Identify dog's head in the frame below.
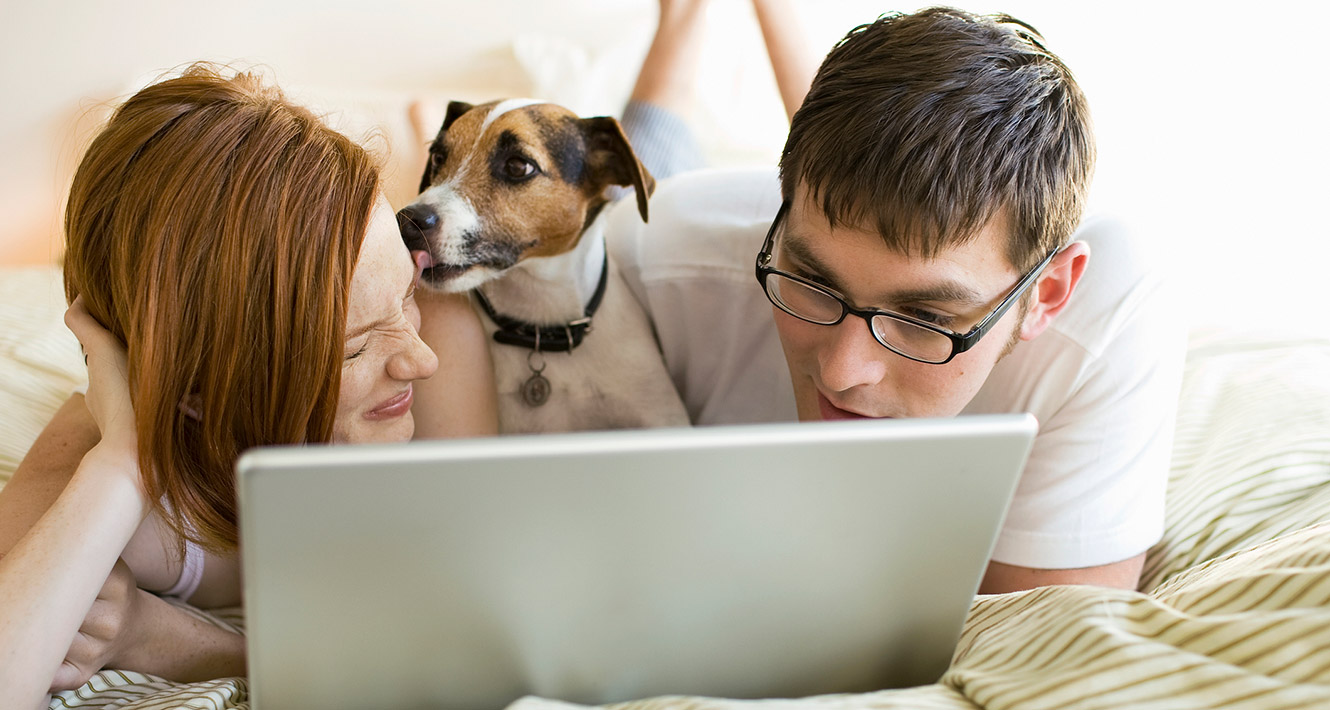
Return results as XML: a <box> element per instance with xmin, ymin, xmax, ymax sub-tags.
<box><xmin>397</xmin><ymin>99</ymin><xmax>654</xmax><ymax>293</ymax></box>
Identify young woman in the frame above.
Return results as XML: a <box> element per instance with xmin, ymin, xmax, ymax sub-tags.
<box><xmin>0</xmin><ymin>65</ymin><xmax>497</xmax><ymax>710</ymax></box>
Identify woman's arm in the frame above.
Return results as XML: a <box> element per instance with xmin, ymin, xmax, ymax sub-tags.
<box><xmin>0</xmin><ymin>439</ymin><xmax>147</xmax><ymax>709</ymax></box>
<box><xmin>411</xmin><ymin>290</ymin><xmax>498</xmax><ymax>439</ymax></box>
<box><xmin>0</xmin><ymin>301</ymin><xmax>244</xmax><ymax>708</ymax></box>
<box><xmin>0</xmin><ymin>396</ymin><xmax>102</xmax><ymax>556</ymax></box>
<box><xmin>0</xmin><ymin>300</ymin><xmax>150</xmax><ymax>708</ymax></box>
<box><xmin>55</xmin><ymin>559</ymin><xmax>245</xmax><ymax>688</ymax></box>
<box><xmin>0</xmin><ymin>395</ymin><xmax>241</xmax><ymax>602</ymax></box>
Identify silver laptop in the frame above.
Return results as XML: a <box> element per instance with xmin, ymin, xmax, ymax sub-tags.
<box><xmin>237</xmin><ymin>415</ymin><xmax>1036</xmax><ymax>710</ymax></box>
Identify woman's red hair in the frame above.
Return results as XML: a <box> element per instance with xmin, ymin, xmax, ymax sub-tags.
<box><xmin>63</xmin><ymin>64</ymin><xmax>380</xmax><ymax>553</ymax></box>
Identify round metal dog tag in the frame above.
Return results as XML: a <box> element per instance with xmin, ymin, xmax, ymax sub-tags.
<box><xmin>522</xmin><ymin>372</ymin><xmax>551</xmax><ymax>407</ymax></box>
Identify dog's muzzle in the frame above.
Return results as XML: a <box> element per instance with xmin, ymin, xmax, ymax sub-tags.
<box><xmin>396</xmin><ymin>203</ymin><xmax>437</xmax><ymax>254</ymax></box>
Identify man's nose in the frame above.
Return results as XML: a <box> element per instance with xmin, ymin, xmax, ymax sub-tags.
<box><xmin>817</xmin><ymin>317</ymin><xmax>889</xmax><ymax>393</ymax></box>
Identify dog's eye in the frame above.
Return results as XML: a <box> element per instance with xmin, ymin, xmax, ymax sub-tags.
<box><xmin>503</xmin><ymin>156</ymin><xmax>538</xmax><ymax>181</ymax></box>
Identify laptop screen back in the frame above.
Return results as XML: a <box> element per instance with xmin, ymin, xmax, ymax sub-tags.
<box><xmin>238</xmin><ymin>415</ymin><xmax>1035</xmax><ymax>710</ymax></box>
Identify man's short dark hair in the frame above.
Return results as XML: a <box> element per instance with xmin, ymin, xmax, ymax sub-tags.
<box><xmin>779</xmin><ymin>7</ymin><xmax>1096</xmax><ymax>271</ymax></box>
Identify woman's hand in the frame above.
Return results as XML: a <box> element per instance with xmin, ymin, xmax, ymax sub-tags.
<box><xmin>49</xmin><ymin>558</ymin><xmax>146</xmax><ymax>691</ymax></box>
<box><xmin>64</xmin><ymin>296</ymin><xmax>137</xmax><ymax>458</ymax></box>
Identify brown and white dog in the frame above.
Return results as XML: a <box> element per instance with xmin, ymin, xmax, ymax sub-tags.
<box><xmin>397</xmin><ymin>99</ymin><xmax>689</xmax><ymax>434</ymax></box>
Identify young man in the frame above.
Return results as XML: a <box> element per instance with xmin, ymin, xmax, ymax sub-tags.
<box><xmin>607</xmin><ymin>7</ymin><xmax>1185</xmax><ymax>594</ymax></box>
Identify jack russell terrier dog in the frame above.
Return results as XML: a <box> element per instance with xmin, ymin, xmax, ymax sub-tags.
<box><xmin>397</xmin><ymin>99</ymin><xmax>689</xmax><ymax>434</ymax></box>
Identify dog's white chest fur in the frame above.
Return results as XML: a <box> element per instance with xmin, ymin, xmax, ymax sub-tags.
<box><xmin>477</xmin><ymin>223</ymin><xmax>689</xmax><ymax>433</ymax></box>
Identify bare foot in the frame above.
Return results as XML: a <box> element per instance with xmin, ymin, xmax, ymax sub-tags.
<box><xmin>409</xmin><ymin>99</ymin><xmax>445</xmax><ymax>149</ymax></box>
<box><xmin>629</xmin><ymin>0</ymin><xmax>713</xmax><ymax>114</ymax></box>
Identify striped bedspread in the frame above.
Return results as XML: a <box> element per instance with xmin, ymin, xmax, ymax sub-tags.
<box><xmin>3</xmin><ymin>268</ymin><xmax>1328</xmax><ymax>710</ymax></box>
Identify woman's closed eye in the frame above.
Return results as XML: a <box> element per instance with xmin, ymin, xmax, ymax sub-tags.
<box><xmin>344</xmin><ymin>341</ymin><xmax>368</xmax><ymax>362</ymax></box>
<box><xmin>344</xmin><ymin>288</ymin><xmax>421</xmax><ymax>364</ymax></box>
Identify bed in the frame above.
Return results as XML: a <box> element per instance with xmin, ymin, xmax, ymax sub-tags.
<box><xmin>3</xmin><ymin>264</ymin><xmax>1328</xmax><ymax>710</ymax></box>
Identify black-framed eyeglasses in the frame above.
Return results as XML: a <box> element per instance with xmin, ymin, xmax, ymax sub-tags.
<box><xmin>755</xmin><ymin>200</ymin><xmax>1058</xmax><ymax>365</ymax></box>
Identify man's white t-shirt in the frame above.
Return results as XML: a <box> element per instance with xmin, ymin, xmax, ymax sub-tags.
<box><xmin>605</xmin><ymin>167</ymin><xmax>1186</xmax><ymax>571</ymax></box>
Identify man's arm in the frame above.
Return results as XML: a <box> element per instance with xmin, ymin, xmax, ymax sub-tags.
<box><xmin>979</xmin><ymin>552</ymin><xmax>1146</xmax><ymax>595</ymax></box>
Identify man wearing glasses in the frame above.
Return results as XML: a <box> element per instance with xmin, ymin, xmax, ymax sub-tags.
<box><xmin>608</xmin><ymin>7</ymin><xmax>1185</xmax><ymax>593</ymax></box>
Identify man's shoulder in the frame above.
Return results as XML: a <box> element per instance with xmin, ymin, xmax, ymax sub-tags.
<box><xmin>606</xmin><ymin>166</ymin><xmax>783</xmax><ymax>280</ymax></box>
<box><xmin>644</xmin><ymin>165</ymin><xmax>783</xmax><ymax>224</ymax></box>
<box><xmin>1047</xmin><ymin>213</ymin><xmax>1172</xmax><ymax>358</ymax></box>
<box><xmin>969</xmin><ymin>212</ymin><xmax>1184</xmax><ymax>417</ymax></box>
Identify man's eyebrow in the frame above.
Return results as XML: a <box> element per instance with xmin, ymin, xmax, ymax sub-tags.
<box><xmin>782</xmin><ymin>232</ymin><xmax>988</xmax><ymax>308</ymax></box>
<box><xmin>888</xmin><ymin>282</ymin><xmax>989</xmax><ymax>309</ymax></box>
<box><xmin>782</xmin><ymin>233</ymin><xmax>848</xmax><ymax>291</ymax></box>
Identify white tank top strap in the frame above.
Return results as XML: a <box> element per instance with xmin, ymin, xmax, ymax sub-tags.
<box><xmin>161</xmin><ymin>535</ymin><xmax>206</xmax><ymax>601</ymax></box>
<box><xmin>157</xmin><ymin>497</ymin><xmax>206</xmax><ymax>602</ymax></box>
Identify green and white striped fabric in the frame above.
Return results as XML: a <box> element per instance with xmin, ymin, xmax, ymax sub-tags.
<box><xmin>2</xmin><ymin>268</ymin><xmax>1327</xmax><ymax>710</ymax></box>
<box><xmin>1141</xmin><ymin>333</ymin><xmax>1330</xmax><ymax>593</ymax></box>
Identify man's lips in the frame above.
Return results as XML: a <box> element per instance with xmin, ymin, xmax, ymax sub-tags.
<box><xmin>366</xmin><ymin>385</ymin><xmax>413</xmax><ymax>421</ymax></box>
<box><xmin>816</xmin><ymin>390</ymin><xmax>888</xmax><ymax>420</ymax></box>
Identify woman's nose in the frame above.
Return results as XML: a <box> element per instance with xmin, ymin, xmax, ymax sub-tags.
<box><xmin>389</xmin><ymin>325</ymin><xmax>439</xmax><ymax>383</ymax></box>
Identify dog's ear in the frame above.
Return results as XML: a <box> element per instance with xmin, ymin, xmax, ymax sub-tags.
<box><xmin>419</xmin><ymin>101</ymin><xmax>477</xmax><ymax>193</ymax></box>
<box><xmin>580</xmin><ymin>116</ymin><xmax>655</xmax><ymax>223</ymax></box>
<box><xmin>443</xmin><ymin>101</ymin><xmax>474</xmax><ymax>132</ymax></box>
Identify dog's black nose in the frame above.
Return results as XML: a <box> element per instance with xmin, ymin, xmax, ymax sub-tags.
<box><xmin>396</xmin><ymin>204</ymin><xmax>438</xmax><ymax>253</ymax></box>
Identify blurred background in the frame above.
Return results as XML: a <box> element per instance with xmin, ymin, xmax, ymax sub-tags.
<box><xmin>2</xmin><ymin>0</ymin><xmax>1326</xmax><ymax>331</ymax></box>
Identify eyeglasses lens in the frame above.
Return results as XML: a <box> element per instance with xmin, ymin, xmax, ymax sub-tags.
<box><xmin>869</xmin><ymin>316</ymin><xmax>952</xmax><ymax>363</ymax></box>
<box><xmin>765</xmin><ymin>273</ymin><xmax>842</xmax><ymax>324</ymax></box>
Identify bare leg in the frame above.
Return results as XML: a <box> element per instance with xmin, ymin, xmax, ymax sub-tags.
<box><xmin>751</xmin><ymin>0</ymin><xmax>820</xmax><ymax>121</ymax></box>
<box><xmin>629</xmin><ymin>0</ymin><xmax>711</xmax><ymax>117</ymax></box>
<box><xmin>616</xmin><ymin>0</ymin><xmax>711</xmax><ymax>190</ymax></box>
<box><xmin>408</xmin><ymin>100</ymin><xmax>444</xmax><ymax>189</ymax></box>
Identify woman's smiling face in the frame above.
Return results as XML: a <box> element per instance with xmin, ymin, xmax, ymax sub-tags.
<box><xmin>334</xmin><ymin>196</ymin><xmax>439</xmax><ymax>443</ymax></box>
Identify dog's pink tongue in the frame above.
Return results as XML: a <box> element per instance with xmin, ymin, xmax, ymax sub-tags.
<box><xmin>411</xmin><ymin>250</ymin><xmax>433</xmax><ymax>281</ymax></box>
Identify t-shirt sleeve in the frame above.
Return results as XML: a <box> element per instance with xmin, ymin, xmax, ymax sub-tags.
<box><xmin>985</xmin><ymin>218</ymin><xmax>1186</xmax><ymax>570</ymax></box>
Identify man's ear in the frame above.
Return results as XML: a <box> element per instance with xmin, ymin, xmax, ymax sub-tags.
<box><xmin>417</xmin><ymin>101</ymin><xmax>476</xmax><ymax>193</ymax></box>
<box><xmin>580</xmin><ymin>116</ymin><xmax>655</xmax><ymax>223</ymax></box>
<box><xmin>1019</xmin><ymin>241</ymin><xmax>1090</xmax><ymax>341</ymax></box>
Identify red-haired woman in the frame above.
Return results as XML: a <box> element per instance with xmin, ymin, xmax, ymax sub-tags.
<box><xmin>0</xmin><ymin>65</ymin><xmax>497</xmax><ymax>709</ymax></box>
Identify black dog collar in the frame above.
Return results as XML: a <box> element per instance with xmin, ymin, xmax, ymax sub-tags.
<box><xmin>473</xmin><ymin>253</ymin><xmax>609</xmax><ymax>353</ymax></box>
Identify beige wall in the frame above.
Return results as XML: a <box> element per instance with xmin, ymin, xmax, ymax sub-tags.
<box><xmin>3</xmin><ymin>1</ymin><xmax>1327</xmax><ymax>329</ymax></box>
<box><xmin>0</xmin><ymin>0</ymin><xmax>801</xmax><ymax>266</ymax></box>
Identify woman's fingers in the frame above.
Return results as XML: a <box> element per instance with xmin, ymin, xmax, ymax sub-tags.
<box><xmin>64</xmin><ymin>297</ymin><xmax>137</xmax><ymax>450</ymax></box>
